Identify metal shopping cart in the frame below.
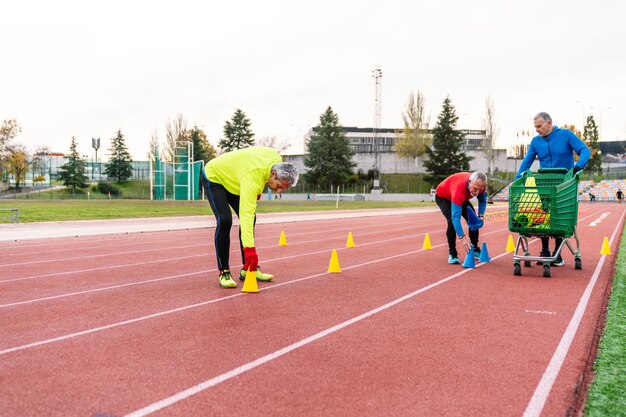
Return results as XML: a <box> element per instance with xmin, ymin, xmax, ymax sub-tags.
<box><xmin>508</xmin><ymin>168</ymin><xmax>582</xmax><ymax>278</ymax></box>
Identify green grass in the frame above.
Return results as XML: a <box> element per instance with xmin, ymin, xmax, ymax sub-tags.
<box><xmin>0</xmin><ymin>199</ymin><xmax>431</xmax><ymax>223</ymax></box>
<box><xmin>12</xmin><ymin>180</ymin><xmax>153</xmax><ymax>199</ymax></box>
<box><xmin>584</xmin><ymin>223</ymin><xmax>626</xmax><ymax>416</ymax></box>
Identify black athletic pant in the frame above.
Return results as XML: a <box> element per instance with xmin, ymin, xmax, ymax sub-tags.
<box><xmin>435</xmin><ymin>195</ymin><xmax>479</xmax><ymax>258</ymax></box>
<box><xmin>200</xmin><ymin>172</ymin><xmax>256</xmax><ymax>272</ymax></box>
<box><xmin>541</xmin><ymin>236</ymin><xmax>563</xmax><ymax>256</ymax></box>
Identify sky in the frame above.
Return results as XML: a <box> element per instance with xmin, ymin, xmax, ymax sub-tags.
<box><xmin>1</xmin><ymin>0</ymin><xmax>625</xmax><ymax>161</ymax></box>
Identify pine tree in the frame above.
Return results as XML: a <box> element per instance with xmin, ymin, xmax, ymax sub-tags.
<box><xmin>423</xmin><ymin>97</ymin><xmax>471</xmax><ymax>186</ymax></box>
<box><xmin>219</xmin><ymin>109</ymin><xmax>255</xmax><ymax>152</ymax></box>
<box><xmin>583</xmin><ymin>115</ymin><xmax>602</xmax><ymax>175</ymax></box>
<box><xmin>190</xmin><ymin>125</ymin><xmax>217</xmax><ymax>163</ymax></box>
<box><xmin>303</xmin><ymin>106</ymin><xmax>356</xmax><ymax>191</ymax></box>
<box><xmin>105</xmin><ymin>129</ymin><xmax>133</xmax><ymax>183</ymax></box>
<box><xmin>58</xmin><ymin>136</ymin><xmax>88</xmax><ymax>191</ymax></box>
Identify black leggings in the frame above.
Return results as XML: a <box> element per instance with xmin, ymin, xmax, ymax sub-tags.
<box><xmin>200</xmin><ymin>173</ymin><xmax>255</xmax><ymax>271</ymax></box>
<box><xmin>435</xmin><ymin>196</ymin><xmax>479</xmax><ymax>257</ymax></box>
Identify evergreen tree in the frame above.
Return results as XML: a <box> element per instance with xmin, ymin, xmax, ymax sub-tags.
<box><xmin>105</xmin><ymin>129</ymin><xmax>133</xmax><ymax>183</ymax></box>
<box><xmin>583</xmin><ymin>115</ymin><xmax>602</xmax><ymax>175</ymax></box>
<box><xmin>58</xmin><ymin>136</ymin><xmax>88</xmax><ymax>191</ymax></box>
<box><xmin>219</xmin><ymin>109</ymin><xmax>255</xmax><ymax>152</ymax></box>
<box><xmin>303</xmin><ymin>106</ymin><xmax>356</xmax><ymax>191</ymax></box>
<box><xmin>423</xmin><ymin>97</ymin><xmax>471</xmax><ymax>186</ymax></box>
<box><xmin>190</xmin><ymin>125</ymin><xmax>217</xmax><ymax>163</ymax></box>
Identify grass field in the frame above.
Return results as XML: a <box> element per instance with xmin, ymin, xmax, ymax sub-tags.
<box><xmin>584</xmin><ymin>222</ymin><xmax>626</xmax><ymax>416</ymax></box>
<box><xmin>0</xmin><ymin>199</ymin><xmax>431</xmax><ymax>223</ymax></box>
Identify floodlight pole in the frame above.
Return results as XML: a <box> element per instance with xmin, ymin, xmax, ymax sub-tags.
<box><xmin>371</xmin><ymin>66</ymin><xmax>382</xmax><ymax>179</ymax></box>
<box><xmin>92</xmin><ymin>138</ymin><xmax>100</xmax><ymax>180</ymax></box>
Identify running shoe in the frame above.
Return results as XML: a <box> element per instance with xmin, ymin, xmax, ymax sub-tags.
<box><xmin>552</xmin><ymin>255</ymin><xmax>564</xmax><ymax>267</ymax></box>
<box><xmin>448</xmin><ymin>255</ymin><xmax>460</xmax><ymax>264</ymax></box>
<box><xmin>219</xmin><ymin>270</ymin><xmax>237</xmax><ymax>288</ymax></box>
<box><xmin>536</xmin><ymin>250</ymin><xmax>551</xmax><ymax>265</ymax></box>
<box><xmin>240</xmin><ymin>266</ymin><xmax>274</xmax><ymax>282</ymax></box>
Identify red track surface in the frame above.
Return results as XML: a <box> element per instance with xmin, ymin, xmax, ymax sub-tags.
<box><xmin>0</xmin><ymin>204</ymin><xmax>623</xmax><ymax>417</ymax></box>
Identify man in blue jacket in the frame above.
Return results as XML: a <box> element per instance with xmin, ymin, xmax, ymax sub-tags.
<box><xmin>515</xmin><ymin>112</ymin><xmax>590</xmax><ymax>266</ymax></box>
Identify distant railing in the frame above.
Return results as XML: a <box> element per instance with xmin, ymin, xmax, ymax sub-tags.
<box><xmin>0</xmin><ymin>208</ymin><xmax>20</xmax><ymax>223</ymax></box>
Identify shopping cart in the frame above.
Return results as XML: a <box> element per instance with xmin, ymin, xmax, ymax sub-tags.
<box><xmin>508</xmin><ymin>168</ymin><xmax>582</xmax><ymax>278</ymax></box>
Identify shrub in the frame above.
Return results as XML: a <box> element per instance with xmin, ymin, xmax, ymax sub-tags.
<box><xmin>97</xmin><ymin>182</ymin><xmax>121</xmax><ymax>196</ymax></box>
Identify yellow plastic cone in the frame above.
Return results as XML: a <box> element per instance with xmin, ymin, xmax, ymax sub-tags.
<box><xmin>423</xmin><ymin>233</ymin><xmax>432</xmax><ymax>250</ymax></box>
<box><xmin>346</xmin><ymin>232</ymin><xmax>355</xmax><ymax>248</ymax></box>
<box><xmin>328</xmin><ymin>249</ymin><xmax>341</xmax><ymax>273</ymax></box>
<box><xmin>241</xmin><ymin>269</ymin><xmax>259</xmax><ymax>293</ymax></box>
<box><xmin>279</xmin><ymin>230</ymin><xmax>287</xmax><ymax>246</ymax></box>
<box><xmin>506</xmin><ymin>234</ymin><xmax>515</xmax><ymax>252</ymax></box>
<box><xmin>600</xmin><ymin>237</ymin><xmax>611</xmax><ymax>255</ymax></box>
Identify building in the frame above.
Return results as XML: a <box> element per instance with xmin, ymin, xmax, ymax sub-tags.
<box><xmin>283</xmin><ymin>126</ymin><xmax>511</xmax><ymax>175</ymax></box>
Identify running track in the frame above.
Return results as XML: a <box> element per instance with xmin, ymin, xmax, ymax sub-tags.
<box><xmin>0</xmin><ymin>204</ymin><xmax>623</xmax><ymax>417</ymax></box>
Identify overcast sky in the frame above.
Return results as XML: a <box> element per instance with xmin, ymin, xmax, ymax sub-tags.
<box><xmin>1</xmin><ymin>0</ymin><xmax>624</xmax><ymax>160</ymax></box>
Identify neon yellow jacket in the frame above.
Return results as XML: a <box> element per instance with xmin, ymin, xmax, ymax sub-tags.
<box><xmin>204</xmin><ymin>146</ymin><xmax>282</xmax><ymax>248</ymax></box>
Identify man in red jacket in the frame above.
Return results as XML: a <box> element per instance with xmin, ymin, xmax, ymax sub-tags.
<box><xmin>435</xmin><ymin>171</ymin><xmax>488</xmax><ymax>264</ymax></box>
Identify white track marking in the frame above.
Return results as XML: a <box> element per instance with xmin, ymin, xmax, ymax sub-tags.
<box><xmin>0</xmin><ymin>235</ymin><xmax>503</xmax><ymax>356</ymax></box>
<box><xmin>523</xmin><ymin>207</ymin><xmax>625</xmax><ymax>417</ymax></box>
<box><xmin>123</xmin><ymin>250</ymin><xmax>513</xmax><ymax>417</ymax></box>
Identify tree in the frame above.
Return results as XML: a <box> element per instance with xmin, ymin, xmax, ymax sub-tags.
<box><xmin>219</xmin><ymin>109</ymin><xmax>255</xmax><ymax>152</ymax></box>
<box><xmin>58</xmin><ymin>136</ymin><xmax>88</xmax><ymax>191</ymax></box>
<box><xmin>423</xmin><ymin>97</ymin><xmax>471</xmax><ymax>186</ymax></box>
<box><xmin>583</xmin><ymin>115</ymin><xmax>602</xmax><ymax>175</ymax></box>
<box><xmin>0</xmin><ymin>119</ymin><xmax>21</xmax><ymax>178</ymax></box>
<box><xmin>165</xmin><ymin>114</ymin><xmax>190</xmax><ymax>162</ymax></box>
<box><xmin>481</xmin><ymin>96</ymin><xmax>498</xmax><ymax>175</ymax></box>
<box><xmin>257</xmin><ymin>135</ymin><xmax>292</xmax><ymax>154</ymax></box>
<box><xmin>105</xmin><ymin>129</ymin><xmax>133</xmax><ymax>183</ymax></box>
<box><xmin>394</xmin><ymin>91</ymin><xmax>431</xmax><ymax>163</ymax></box>
<box><xmin>303</xmin><ymin>106</ymin><xmax>356</xmax><ymax>191</ymax></box>
<box><xmin>147</xmin><ymin>129</ymin><xmax>160</xmax><ymax>162</ymax></box>
<box><xmin>189</xmin><ymin>125</ymin><xmax>217</xmax><ymax>163</ymax></box>
<box><xmin>6</xmin><ymin>145</ymin><xmax>29</xmax><ymax>192</ymax></box>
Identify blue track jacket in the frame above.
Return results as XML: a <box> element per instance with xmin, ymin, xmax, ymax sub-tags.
<box><xmin>515</xmin><ymin>126</ymin><xmax>590</xmax><ymax>179</ymax></box>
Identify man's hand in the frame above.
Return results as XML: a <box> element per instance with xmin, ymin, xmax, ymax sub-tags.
<box><xmin>243</xmin><ymin>247</ymin><xmax>258</xmax><ymax>272</ymax></box>
<box><xmin>257</xmin><ymin>194</ymin><xmax>261</xmax><ymax>200</ymax></box>
<box><xmin>458</xmin><ymin>236</ymin><xmax>472</xmax><ymax>253</ymax></box>
<box><xmin>573</xmin><ymin>166</ymin><xmax>583</xmax><ymax>174</ymax></box>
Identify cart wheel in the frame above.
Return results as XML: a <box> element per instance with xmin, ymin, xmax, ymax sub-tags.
<box><xmin>524</xmin><ymin>260</ymin><xmax>532</xmax><ymax>267</ymax></box>
<box><xmin>514</xmin><ymin>263</ymin><xmax>522</xmax><ymax>276</ymax></box>
<box><xmin>575</xmin><ymin>258</ymin><xmax>582</xmax><ymax>270</ymax></box>
<box><xmin>543</xmin><ymin>265</ymin><xmax>551</xmax><ymax>278</ymax></box>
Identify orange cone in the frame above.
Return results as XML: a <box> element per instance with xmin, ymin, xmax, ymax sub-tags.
<box><xmin>241</xmin><ymin>269</ymin><xmax>259</xmax><ymax>293</ymax></box>
<box><xmin>506</xmin><ymin>234</ymin><xmax>515</xmax><ymax>252</ymax></box>
<box><xmin>346</xmin><ymin>232</ymin><xmax>355</xmax><ymax>248</ymax></box>
<box><xmin>600</xmin><ymin>237</ymin><xmax>611</xmax><ymax>255</ymax></box>
<box><xmin>328</xmin><ymin>249</ymin><xmax>341</xmax><ymax>273</ymax></box>
<box><xmin>423</xmin><ymin>233</ymin><xmax>432</xmax><ymax>250</ymax></box>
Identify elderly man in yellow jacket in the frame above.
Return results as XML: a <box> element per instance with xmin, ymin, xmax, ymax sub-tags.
<box><xmin>201</xmin><ymin>146</ymin><xmax>299</xmax><ymax>288</ymax></box>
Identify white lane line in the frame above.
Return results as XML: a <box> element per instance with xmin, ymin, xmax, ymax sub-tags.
<box><xmin>123</xmin><ymin>250</ymin><xmax>512</xmax><ymax>417</ymax></box>
<box><xmin>0</xmin><ymin>233</ymin><xmax>494</xmax><ymax>356</ymax></box>
<box><xmin>0</xmin><ymin>221</ymin><xmax>422</xmax><ymax>281</ymax></box>
<box><xmin>0</xmin><ymin>216</ymin><xmax>415</xmax><ymax>262</ymax></box>
<box><xmin>523</xmin><ymin>207</ymin><xmax>626</xmax><ymax>417</ymax></box>
<box><xmin>0</xmin><ymin>226</ymin><xmax>464</xmax><ymax>307</ymax></box>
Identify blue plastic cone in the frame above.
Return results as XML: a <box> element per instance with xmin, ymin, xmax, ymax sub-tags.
<box><xmin>479</xmin><ymin>242</ymin><xmax>491</xmax><ymax>263</ymax></box>
<box><xmin>463</xmin><ymin>245</ymin><xmax>476</xmax><ymax>268</ymax></box>
<box><xmin>467</xmin><ymin>207</ymin><xmax>482</xmax><ymax>230</ymax></box>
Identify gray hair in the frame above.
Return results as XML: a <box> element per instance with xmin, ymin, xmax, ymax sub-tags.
<box><xmin>534</xmin><ymin>112</ymin><xmax>552</xmax><ymax>122</ymax></box>
<box><xmin>470</xmin><ymin>171</ymin><xmax>487</xmax><ymax>185</ymax></box>
<box><xmin>272</xmin><ymin>162</ymin><xmax>299</xmax><ymax>187</ymax></box>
